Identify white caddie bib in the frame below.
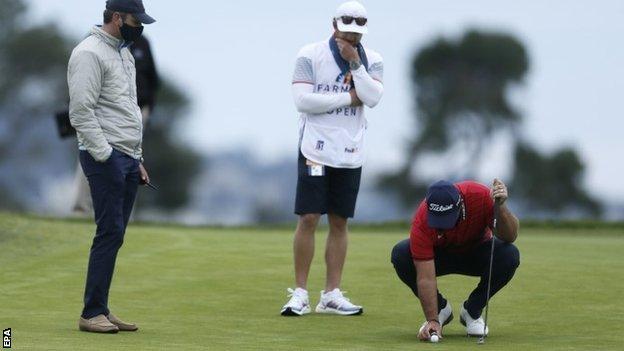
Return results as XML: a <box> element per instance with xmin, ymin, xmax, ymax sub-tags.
<box><xmin>295</xmin><ymin>40</ymin><xmax>380</xmax><ymax>169</ymax></box>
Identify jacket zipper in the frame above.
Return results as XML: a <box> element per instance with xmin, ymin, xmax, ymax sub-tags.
<box><xmin>118</xmin><ymin>46</ymin><xmax>143</xmax><ymax>158</ymax></box>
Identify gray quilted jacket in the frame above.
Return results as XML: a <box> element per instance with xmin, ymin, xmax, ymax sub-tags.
<box><xmin>68</xmin><ymin>26</ymin><xmax>143</xmax><ymax>162</ymax></box>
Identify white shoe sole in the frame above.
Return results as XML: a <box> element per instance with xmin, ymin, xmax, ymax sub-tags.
<box><xmin>315</xmin><ymin>304</ymin><xmax>363</xmax><ymax>315</ymax></box>
<box><xmin>459</xmin><ymin>315</ymin><xmax>488</xmax><ymax>337</ymax></box>
<box><xmin>281</xmin><ymin>305</ymin><xmax>311</xmax><ymax>316</ymax></box>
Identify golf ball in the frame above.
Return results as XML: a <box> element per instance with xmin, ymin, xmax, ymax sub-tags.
<box><xmin>430</xmin><ymin>334</ymin><xmax>439</xmax><ymax>343</ymax></box>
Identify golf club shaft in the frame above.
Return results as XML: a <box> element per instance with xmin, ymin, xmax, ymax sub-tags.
<box><xmin>480</xmin><ymin>199</ymin><xmax>500</xmax><ymax>343</ymax></box>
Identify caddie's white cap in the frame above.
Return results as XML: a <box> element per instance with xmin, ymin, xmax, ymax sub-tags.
<box><xmin>334</xmin><ymin>1</ymin><xmax>368</xmax><ymax>34</ymax></box>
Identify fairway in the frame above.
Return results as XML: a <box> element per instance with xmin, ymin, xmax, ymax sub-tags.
<box><xmin>1</xmin><ymin>213</ymin><xmax>623</xmax><ymax>350</ymax></box>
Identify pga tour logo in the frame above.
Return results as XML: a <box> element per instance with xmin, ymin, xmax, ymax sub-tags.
<box><xmin>429</xmin><ymin>203</ymin><xmax>454</xmax><ymax>212</ymax></box>
<box><xmin>2</xmin><ymin>328</ymin><xmax>10</xmax><ymax>349</ymax></box>
<box><xmin>315</xmin><ymin>140</ymin><xmax>325</xmax><ymax>151</ymax></box>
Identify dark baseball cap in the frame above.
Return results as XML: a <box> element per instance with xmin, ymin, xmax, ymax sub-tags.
<box><xmin>426</xmin><ymin>180</ymin><xmax>461</xmax><ymax>229</ymax></box>
<box><xmin>106</xmin><ymin>0</ymin><xmax>156</xmax><ymax>24</ymax></box>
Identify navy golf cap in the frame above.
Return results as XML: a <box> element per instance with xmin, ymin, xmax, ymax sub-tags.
<box><xmin>106</xmin><ymin>0</ymin><xmax>156</xmax><ymax>24</ymax></box>
<box><xmin>426</xmin><ymin>180</ymin><xmax>461</xmax><ymax>229</ymax></box>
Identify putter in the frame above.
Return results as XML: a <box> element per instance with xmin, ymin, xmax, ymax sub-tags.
<box><xmin>478</xmin><ymin>199</ymin><xmax>500</xmax><ymax>345</ymax></box>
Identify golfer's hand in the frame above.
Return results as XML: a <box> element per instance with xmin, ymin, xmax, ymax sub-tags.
<box><xmin>491</xmin><ymin>178</ymin><xmax>508</xmax><ymax>205</ymax></box>
<box><xmin>418</xmin><ymin>321</ymin><xmax>442</xmax><ymax>341</ymax></box>
<box><xmin>349</xmin><ymin>89</ymin><xmax>363</xmax><ymax>106</ymax></box>
<box><xmin>336</xmin><ymin>38</ymin><xmax>360</xmax><ymax>63</ymax></box>
<box><xmin>139</xmin><ymin>163</ymin><xmax>150</xmax><ymax>185</ymax></box>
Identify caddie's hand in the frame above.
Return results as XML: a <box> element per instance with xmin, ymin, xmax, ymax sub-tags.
<box><xmin>349</xmin><ymin>89</ymin><xmax>363</xmax><ymax>106</ymax></box>
<box><xmin>418</xmin><ymin>321</ymin><xmax>442</xmax><ymax>341</ymax></box>
<box><xmin>491</xmin><ymin>178</ymin><xmax>508</xmax><ymax>205</ymax></box>
<box><xmin>139</xmin><ymin>163</ymin><xmax>150</xmax><ymax>185</ymax></box>
<box><xmin>336</xmin><ymin>38</ymin><xmax>360</xmax><ymax>63</ymax></box>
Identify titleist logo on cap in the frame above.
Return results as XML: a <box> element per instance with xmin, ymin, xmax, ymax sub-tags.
<box><xmin>429</xmin><ymin>203</ymin><xmax>454</xmax><ymax>212</ymax></box>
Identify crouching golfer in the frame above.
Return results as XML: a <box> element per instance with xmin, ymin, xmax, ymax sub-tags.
<box><xmin>390</xmin><ymin>179</ymin><xmax>520</xmax><ymax>341</ymax></box>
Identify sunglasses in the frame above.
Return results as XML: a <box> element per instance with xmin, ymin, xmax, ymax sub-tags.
<box><xmin>338</xmin><ymin>16</ymin><xmax>367</xmax><ymax>26</ymax></box>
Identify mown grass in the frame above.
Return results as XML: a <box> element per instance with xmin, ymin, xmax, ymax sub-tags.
<box><xmin>1</xmin><ymin>212</ymin><xmax>622</xmax><ymax>350</ymax></box>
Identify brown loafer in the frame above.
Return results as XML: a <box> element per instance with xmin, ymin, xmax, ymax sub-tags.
<box><xmin>78</xmin><ymin>314</ymin><xmax>119</xmax><ymax>333</ymax></box>
<box><xmin>107</xmin><ymin>313</ymin><xmax>139</xmax><ymax>332</ymax></box>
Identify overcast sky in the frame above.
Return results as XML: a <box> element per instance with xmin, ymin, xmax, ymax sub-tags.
<box><xmin>28</xmin><ymin>0</ymin><xmax>624</xmax><ymax>201</ymax></box>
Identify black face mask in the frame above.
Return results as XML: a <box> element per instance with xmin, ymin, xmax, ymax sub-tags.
<box><xmin>120</xmin><ymin>21</ymin><xmax>143</xmax><ymax>42</ymax></box>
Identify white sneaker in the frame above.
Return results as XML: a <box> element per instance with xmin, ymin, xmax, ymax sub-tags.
<box><xmin>315</xmin><ymin>288</ymin><xmax>363</xmax><ymax>315</ymax></box>
<box><xmin>418</xmin><ymin>301</ymin><xmax>454</xmax><ymax>335</ymax></box>
<box><xmin>280</xmin><ymin>288</ymin><xmax>311</xmax><ymax>316</ymax></box>
<box><xmin>460</xmin><ymin>305</ymin><xmax>489</xmax><ymax>336</ymax></box>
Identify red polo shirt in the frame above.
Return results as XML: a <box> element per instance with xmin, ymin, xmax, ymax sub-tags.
<box><xmin>410</xmin><ymin>181</ymin><xmax>494</xmax><ymax>261</ymax></box>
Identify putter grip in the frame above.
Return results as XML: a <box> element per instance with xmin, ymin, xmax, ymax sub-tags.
<box><xmin>493</xmin><ymin>198</ymin><xmax>500</xmax><ymax>229</ymax></box>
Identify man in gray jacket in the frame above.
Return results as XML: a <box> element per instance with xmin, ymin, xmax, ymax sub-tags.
<box><xmin>68</xmin><ymin>0</ymin><xmax>155</xmax><ymax>333</ymax></box>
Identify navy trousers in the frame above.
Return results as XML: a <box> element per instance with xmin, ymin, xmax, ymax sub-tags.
<box><xmin>391</xmin><ymin>238</ymin><xmax>520</xmax><ymax>319</ymax></box>
<box><xmin>80</xmin><ymin>149</ymin><xmax>139</xmax><ymax>319</ymax></box>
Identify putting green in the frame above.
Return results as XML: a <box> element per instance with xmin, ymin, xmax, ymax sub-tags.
<box><xmin>1</xmin><ymin>213</ymin><xmax>622</xmax><ymax>350</ymax></box>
